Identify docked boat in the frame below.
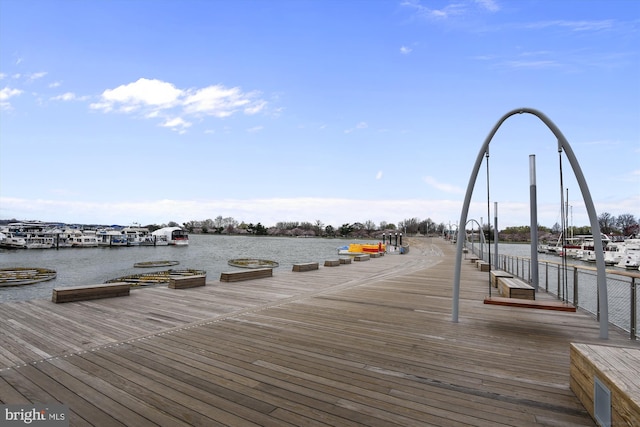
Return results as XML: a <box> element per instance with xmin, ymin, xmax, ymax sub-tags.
<box><xmin>615</xmin><ymin>239</ymin><xmax>640</xmax><ymax>270</ymax></box>
<box><xmin>69</xmin><ymin>233</ymin><xmax>99</xmax><ymax>247</ymax></box>
<box><xmin>0</xmin><ymin>232</ymin><xmax>27</xmax><ymax>249</ymax></box>
<box><xmin>122</xmin><ymin>224</ymin><xmax>153</xmax><ymax>246</ymax></box>
<box><xmin>152</xmin><ymin>227</ymin><xmax>188</xmax><ymax>246</ymax></box>
<box><xmin>338</xmin><ymin>243</ymin><xmax>386</xmax><ymax>255</ymax></box>
<box><xmin>25</xmin><ymin>234</ymin><xmax>56</xmax><ymax>249</ymax></box>
<box><xmin>96</xmin><ymin>228</ymin><xmax>128</xmax><ymax>247</ymax></box>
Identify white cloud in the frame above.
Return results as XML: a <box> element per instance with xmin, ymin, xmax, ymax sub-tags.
<box><xmin>161</xmin><ymin>116</ymin><xmax>192</xmax><ymax>132</ymax></box>
<box><xmin>51</xmin><ymin>92</ymin><xmax>77</xmax><ymax>101</ymax></box>
<box><xmin>400</xmin><ymin>46</ymin><xmax>413</xmax><ymax>54</ymax></box>
<box><xmin>88</xmin><ymin>78</ymin><xmax>268</xmax><ymax>133</ymax></box>
<box><xmin>247</xmin><ymin>125</ymin><xmax>264</xmax><ymax>133</ymax></box>
<box><xmin>423</xmin><ymin>176</ymin><xmax>464</xmax><ymax>194</ymax></box>
<box><xmin>0</xmin><ymin>86</ymin><xmax>22</xmax><ymax>109</ymax></box>
<box><xmin>344</xmin><ymin>121</ymin><xmax>369</xmax><ymax>134</ymax></box>
<box><xmin>27</xmin><ymin>71</ymin><xmax>47</xmax><ymax>81</ymax></box>
<box><xmin>93</xmin><ymin>78</ymin><xmax>183</xmax><ymax>112</ymax></box>
<box><xmin>376</xmin><ymin>171</ymin><xmax>383</xmax><ymax>180</ymax></box>
<box><xmin>183</xmin><ymin>85</ymin><xmax>261</xmax><ymax>118</ymax></box>
<box><xmin>0</xmin><ymin>87</ymin><xmax>22</xmax><ymax>101</ymax></box>
<box><xmin>474</xmin><ymin>0</ymin><xmax>499</xmax><ymax>12</ymax></box>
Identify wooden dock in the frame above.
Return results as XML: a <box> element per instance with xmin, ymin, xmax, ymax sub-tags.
<box><xmin>1</xmin><ymin>238</ymin><xmax>638</xmax><ymax>426</ymax></box>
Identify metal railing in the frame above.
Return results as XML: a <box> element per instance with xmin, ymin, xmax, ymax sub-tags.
<box><xmin>475</xmin><ymin>248</ymin><xmax>638</xmax><ymax>340</ymax></box>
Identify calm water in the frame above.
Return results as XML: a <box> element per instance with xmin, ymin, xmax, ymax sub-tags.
<box><xmin>0</xmin><ymin>235</ymin><xmax>376</xmax><ymax>302</ymax></box>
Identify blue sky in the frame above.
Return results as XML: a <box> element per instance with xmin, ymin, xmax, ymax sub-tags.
<box><xmin>1</xmin><ymin>0</ymin><xmax>638</xmax><ymax>229</ymax></box>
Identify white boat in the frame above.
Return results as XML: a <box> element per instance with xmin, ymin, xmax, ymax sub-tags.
<box><xmin>615</xmin><ymin>239</ymin><xmax>640</xmax><ymax>270</ymax></box>
<box><xmin>151</xmin><ymin>227</ymin><xmax>188</xmax><ymax>246</ymax></box>
<box><xmin>603</xmin><ymin>241</ymin><xmax>626</xmax><ymax>266</ymax></box>
<box><xmin>0</xmin><ymin>232</ymin><xmax>27</xmax><ymax>249</ymax></box>
<box><xmin>25</xmin><ymin>234</ymin><xmax>56</xmax><ymax>249</ymax></box>
<box><xmin>96</xmin><ymin>228</ymin><xmax>128</xmax><ymax>246</ymax></box>
<box><xmin>69</xmin><ymin>233</ymin><xmax>99</xmax><ymax>247</ymax></box>
<box><xmin>122</xmin><ymin>224</ymin><xmax>152</xmax><ymax>246</ymax></box>
<box><xmin>560</xmin><ymin>234</ymin><xmax>611</xmax><ymax>259</ymax></box>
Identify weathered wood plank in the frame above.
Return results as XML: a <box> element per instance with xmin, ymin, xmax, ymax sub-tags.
<box><xmin>570</xmin><ymin>343</ymin><xmax>640</xmax><ymax>427</ymax></box>
<box><xmin>169</xmin><ymin>275</ymin><xmax>206</xmax><ymax>289</ymax></box>
<box><xmin>484</xmin><ymin>296</ymin><xmax>577</xmax><ymax>312</ymax></box>
<box><xmin>497</xmin><ymin>277</ymin><xmax>535</xmax><ymax>300</ymax></box>
<box><xmin>220</xmin><ymin>268</ymin><xmax>273</xmax><ymax>282</ymax></box>
<box><xmin>490</xmin><ymin>270</ymin><xmax>513</xmax><ymax>287</ymax></box>
<box><xmin>292</xmin><ymin>263</ymin><xmax>319</xmax><ymax>272</ymax></box>
<box><xmin>52</xmin><ymin>283</ymin><xmax>130</xmax><ymax>303</ymax></box>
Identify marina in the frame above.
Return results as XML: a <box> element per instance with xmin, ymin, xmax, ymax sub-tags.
<box><xmin>0</xmin><ymin>237</ymin><xmax>638</xmax><ymax>425</ymax></box>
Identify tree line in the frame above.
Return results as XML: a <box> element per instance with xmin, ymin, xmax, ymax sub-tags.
<box><xmin>153</xmin><ymin>211</ymin><xmax>638</xmax><ymax>240</ymax></box>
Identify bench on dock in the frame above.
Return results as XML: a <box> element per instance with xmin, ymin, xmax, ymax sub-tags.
<box><xmin>476</xmin><ymin>261</ymin><xmax>491</xmax><ymax>272</ymax></box>
<box><xmin>490</xmin><ymin>270</ymin><xmax>513</xmax><ymax>288</ymax></box>
<box><xmin>339</xmin><ymin>258</ymin><xmax>352</xmax><ymax>265</ymax></box>
<box><xmin>354</xmin><ymin>254</ymin><xmax>370</xmax><ymax>262</ymax></box>
<box><xmin>370</xmin><ymin>253</ymin><xmax>382</xmax><ymax>258</ymax></box>
<box><xmin>292</xmin><ymin>262</ymin><xmax>319</xmax><ymax>272</ymax></box>
<box><xmin>483</xmin><ymin>296</ymin><xmax>576</xmax><ymax>312</ymax></box>
<box><xmin>220</xmin><ymin>268</ymin><xmax>272</xmax><ymax>282</ymax></box>
<box><xmin>52</xmin><ymin>283</ymin><xmax>130</xmax><ymax>303</ymax></box>
<box><xmin>324</xmin><ymin>260</ymin><xmax>340</xmax><ymax>267</ymax></box>
<box><xmin>570</xmin><ymin>343</ymin><xmax>640</xmax><ymax>427</ymax></box>
<box><xmin>468</xmin><ymin>255</ymin><xmax>479</xmax><ymax>262</ymax></box>
<box><xmin>497</xmin><ymin>277</ymin><xmax>535</xmax><ymax>300</ymax></box>
<box><xmin>169</xmin><ymin>275</ymin><xmax>206</xmax><ymax>289</ymax></box>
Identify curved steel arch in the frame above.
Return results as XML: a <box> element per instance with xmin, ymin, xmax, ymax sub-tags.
<box><xmin>451</xmin><ymin>107</ymin><xmax>609</xmax><ymax>339</ymax></box>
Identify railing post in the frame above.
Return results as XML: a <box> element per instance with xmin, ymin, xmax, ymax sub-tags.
<box><xmin>631</xmin><ymin>277</ymin><xmax>637</xmax><ymax>340</ymax></box>
<box><xmin>573</xmin><ymin>266</ymin><xmax>578</xmax><ymax>307</ymax></box>
<box><xmin>557</xmin><ymin>265</ymin><xmax>561</xmax><ymax>299</ymax></box>
<box><xmin>545</xmin><ymin>262</ymin><xmax>549</xmax><ymax>292</ymax></box>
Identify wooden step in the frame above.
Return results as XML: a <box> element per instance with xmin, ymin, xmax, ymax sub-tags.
<box><xmin>219</xmin><ymin>268</ymin><xmax>273</xmax><ymax>282</ymax></box>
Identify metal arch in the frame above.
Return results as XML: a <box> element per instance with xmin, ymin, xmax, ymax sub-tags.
<box><xmin>451</xmin><ymin>107</ymin><xmax>609</xmax><ymax>339</ymax></box>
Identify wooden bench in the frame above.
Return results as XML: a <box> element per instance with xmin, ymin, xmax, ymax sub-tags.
<box><xmin>354</xmin><ymin>254</ymin><xmax>370</xmax><ymax>262</ymax></box>
<box><xmin>497</xmin><ymin>277</ymin><xmax>535</xmax><ymax>300</ymax></box>
<box><xmin>476</xmin><ymin>261</ymin><xmax>490</xmax><ymax>272</ymax></box>
<box><xmin>324</xmin><ymin>260</ymin><xmax>340</xmax><ymax>267</ymax></box>
<box><xmin>370</xmin><ymin>253</ymin><xmax>381</xmax><ymax>258</ymax></box>
<box><xmin>339</xmin><ymin>258</ymin><xmax>352</xmax><ymax>265</ymax></box>
<box><xmin>52</xmin><ymin>283</ymin><xmax>130</xmax><ymax>303</ymax></box>
<box><xmin>292</xmin><ymin>262</ymin><xmax>319</xmax><ymax>272</ymax></box>
<box><xmin>169</xmin><ymin>275</ymin><xmax>206</xmax><ymax>289</ymax></box>
<box><xmin>490</xmin><ymin>270</ymin><xmax>513</xmax><ymax>288</ymax></box>
<box><xmin>570</xmin><ymin>343</ymin><xmax>640</xmax><ymax>427</ymax></box>
<box><xmin>468</xmin><ymin>255</ymin><xmax>479</xmax><ymax>262</ymax></box>
<box><xmin>220</xmin><ymin>268</ymin><xmax>272</xmax><ymax>282</ymax></box>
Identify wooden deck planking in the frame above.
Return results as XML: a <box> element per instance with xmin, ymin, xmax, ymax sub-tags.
<box><xmin>1</xmin><ymin>238</ymin><xmax>639</xmax><ymax>426</ymax></box>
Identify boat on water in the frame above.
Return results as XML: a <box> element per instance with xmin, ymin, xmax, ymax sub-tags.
<box><xmin>338</xmin><ymin>243</ymin><xmax>386</xmax><ymax>255</ymax></box>
<box><xmin>0</xmin><ymin>232</ymin><xmax>27</xmax><ymax>249</ymax></box>
<box><xmin>152</xmin><ymin>226</ymin><xmax>188</xmax><ymax>246</ymax></box>
<box><xmin>95</xmin><ymin>228</ymin><xmax>128</xmax><ymax>247</ymax></box>
<box><xmin>614</xmin><ymin>238</ymin><xmax>640</xmax><ymax>270</ymax></box>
